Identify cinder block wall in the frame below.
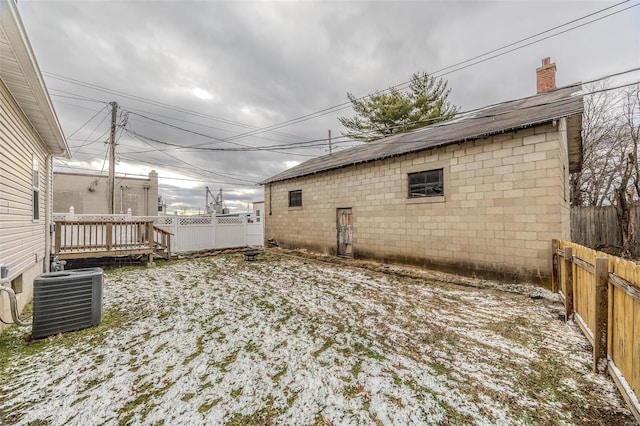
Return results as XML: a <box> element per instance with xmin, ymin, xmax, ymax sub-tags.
<box><xmin>264</xmin><ymin>121</ymin><xmax>571</xmax><ymax>283</ymax></box>
<box><xmin>54</xmin><ymin>172</ymin><xmax>158</xmax><ymax>216</ymax></box>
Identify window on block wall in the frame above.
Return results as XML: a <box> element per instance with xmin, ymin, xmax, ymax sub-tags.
<box><xmin>289</xmin><ymin>190</ymin><xmax>302</xmax><ymax>207</ymax></box>
<box><xmin>408</xmin><ymin>169</ymin><xmax>443</xmax><ymax>198</ymax></box>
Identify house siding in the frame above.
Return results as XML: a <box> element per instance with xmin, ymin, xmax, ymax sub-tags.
<box><xmin>0</xmin><ymin>78</ymin><xmax>47</xmax><ymax>329</ymax></box>
<box><xmin>265</xmin><ymin>122</ymin><xmax>570</xmax><ymax>284</ymax></box>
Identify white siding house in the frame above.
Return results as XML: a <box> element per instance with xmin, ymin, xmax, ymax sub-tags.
<box><xmin>0</xmin><ymin>0</ymin><xmax>70</xmax><ymax>331</ymax></box>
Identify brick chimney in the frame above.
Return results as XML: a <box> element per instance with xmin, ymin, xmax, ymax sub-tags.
<box><xmin>536</xmin><ymin>57</ymin><xmax>556</xmax><ymax>93</ymax></box>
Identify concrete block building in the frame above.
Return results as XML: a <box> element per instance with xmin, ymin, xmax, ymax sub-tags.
<box><xmin>54</xmin><ymin>170</ymin><xmax>159</xmax><ymax>216</ymax></box>
<box><xmin>262</xmin><ymin>60</ymin><xmax>582</xmax><ymax>283</ymax></box>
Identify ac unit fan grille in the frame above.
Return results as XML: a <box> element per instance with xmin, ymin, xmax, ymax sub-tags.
<box><xmin>32</xmin><ymin>268</ymin><xmax>103</xmax><ymax>339</ymax></box>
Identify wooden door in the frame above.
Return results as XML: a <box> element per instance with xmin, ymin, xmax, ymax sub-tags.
<box><xmin>337</xmin><ymin>208</ymin><xmax>353</xmax><ymax>257</ymax></box>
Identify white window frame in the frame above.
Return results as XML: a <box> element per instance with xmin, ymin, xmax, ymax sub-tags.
<box><xmin>32</xmin><ymin>156</ymin><xmax>40</xmax><ymax>221</ymax></box>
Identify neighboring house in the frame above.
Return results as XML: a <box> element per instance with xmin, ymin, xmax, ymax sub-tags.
<box><xmin>53</xmin><ymin>170</ymin><xmax>159</xmax><ymax>216</ymax></box>
<box><xmin>262</xmin><ymin>59</ymin><xmax>582</xmax><ymax>283</ymax></box>
<box><xmin>0</xmin><ymin>0</ymin><xmax>70</xmax><ymax>330</ymax></box>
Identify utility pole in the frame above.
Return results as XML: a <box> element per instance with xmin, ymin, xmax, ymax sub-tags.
<box><xmin>108</xmin><ymin>101</ymin><xmax>118</xmax><ymax>214</ymax></box>
<box><xmin>328</xmin><ymin>129</ymin><xmax>332</xmax><ymax>154</ymax></box>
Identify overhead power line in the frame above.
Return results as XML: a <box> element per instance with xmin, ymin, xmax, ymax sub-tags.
<box><xmin>223</xmin><ymin>1</ymin><xmax>639</xmax><ymax>140</ymax></box>
<box><xmin>123</xmin><ymin>106</ymin><xmax>300</xmax><ymax>145</ymax></box>
<box><xmin>65</xmin><ymin>104</ymin><xmax>109</xmax><ymax>139</ymax></box>
<box><xmin>42</xmin><ymin>72</ymin><xmax>308</xmax><ymax>142</ymax></box>
<box><xmin>53</xmin><ymin>162</ymin><xmax>259</xmax><ymax>187</ymax></box>
<box><xmin>64</xmin><ymin>67</ymin><xmax>640</xmax><ymax>176</ymax></box>
<box><xmin>62</xmin><ymin>76</ymin><xmax>638</xmax><ymax>192</ymax></box>
<box><xmin>124</xmin><ymin>121</ymin><xmax>261</xmax><ymax>185</ymax></box>
<box><xmin>121</xmin><ymin>70</ymin><xmax>639</xmax><ymax>154</ymax></box>
<box><xmin>41</xmin><ymin>1</ymin><xmax>635</xmax><ymax>149</ymax></box>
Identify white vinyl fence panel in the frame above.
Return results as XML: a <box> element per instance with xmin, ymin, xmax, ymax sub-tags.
<box><xmin>247</xmin><ymin>223</ymin><xmax>264</xmax><ymax>246</ymax></box>
<box><xmin>155</xmin><ymin>214</ymin><xmax>263</xmax><ymax>254</ymax></box>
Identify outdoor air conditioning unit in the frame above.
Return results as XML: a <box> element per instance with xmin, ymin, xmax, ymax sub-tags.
<box><xmin>32</xmin><ymin>268</ymin><xmax>104</xmax><ymax>339</ymax></box>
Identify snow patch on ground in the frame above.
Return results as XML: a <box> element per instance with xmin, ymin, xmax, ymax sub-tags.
<box><xmin>0</xmin><ymin>254</ymin><xmax>634</xmax><ymax>425</ymax></box>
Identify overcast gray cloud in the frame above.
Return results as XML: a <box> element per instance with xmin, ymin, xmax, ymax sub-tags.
<box><xmin>17</xmin><ymin>0</ymin><xmax>640</xmax><ymax>213</ymax></box>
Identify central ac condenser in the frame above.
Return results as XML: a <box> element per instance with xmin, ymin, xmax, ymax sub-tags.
<box><xmin>32</xmin><ymin>268</ymin><xmax>103</xmax><ymax>339</ymax></box>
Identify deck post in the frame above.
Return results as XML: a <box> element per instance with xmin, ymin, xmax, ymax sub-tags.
<box><xmin>147</xmin><ymin>221</ymin><xmax>155</xmax><ymax>265</ymax></box>
<box><xmin>166</xmin><ymin>232</ymin><xmax>171</xmax><ymax>260</ymax></box>
<box><xmin>106</xmin><ymin>222</ymin><xmax>113</xmax><ymax>251</ymax></box>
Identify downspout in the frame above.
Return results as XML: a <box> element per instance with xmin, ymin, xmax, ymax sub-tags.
<box><xmin>120</xmin><ymin>185</ymin><xmax>124</xmax><ymax>214</ymax></box>
<box><xmin>44</xmin><ymin>154</ymin><xmax>52</xmax><ymax>273</ymax></box>
<box><xmin>143</xmin><ymin>183</ymin><xmax>150</xmax><ymax>216</ymax></box>
<box><xmin>0</xmin><ymin>284</ymin><xmax>31</xmax><ymax>326</ymax></box>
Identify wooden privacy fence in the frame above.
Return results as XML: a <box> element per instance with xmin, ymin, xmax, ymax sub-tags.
<box><xmin>571</xmin><ymin>205</ymin><xmax>640</xmax><ymax>256</ymax></box>
<box><xmin>552</xmin><ymin>239</ymin><xmax>640</xmax><ymax>422</ymax></box>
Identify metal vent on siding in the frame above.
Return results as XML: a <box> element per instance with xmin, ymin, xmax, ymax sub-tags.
<box><xmin>32</xmin><ymin>268</ymin><xmax>103</xmax><ymax>339</ymax></box>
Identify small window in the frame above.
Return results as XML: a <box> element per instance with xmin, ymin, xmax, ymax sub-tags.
<box><xmin>408</xmin><ymin>169</ymin><xmax>443</xmax><ymax>198</ymax></box>
<box><xmin>289</xmin><ymin>190</ymin><xmax>302</xmax><ymax>207</ymax></box>
<box><xmin>32</xmin><ymin>156</ymin><xmax>40</xmax><ymax>220</ymax></box>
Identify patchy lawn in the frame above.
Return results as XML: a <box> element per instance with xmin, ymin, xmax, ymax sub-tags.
<box><xmin>0</xmin><ymin>251</ymin><xmax>635</xmax><ymax>425</ymax></box>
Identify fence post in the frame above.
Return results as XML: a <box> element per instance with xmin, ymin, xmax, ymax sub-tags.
<box><xmin>593</xmin><ymin>257</ymin><xmax>609</xmax><ymax>373</ymax></box>
<box><xmin>551</xmin><ymin>239</ymin><xmax>559</xmax><ymax>293</ymax></box>
<box><xmin>212</xmin><ymin>215</ymin><xmax>217</xmax><ymax>249</ymax></box>
<box><xmin>170</xmin><ymin>217</ymin><xmax>178</xmax><ymax>252</ymax></box>
<box><xmin>564</xmin><ymin>246</ymin><xmax>573</xmax><ymax>321</ymax></box>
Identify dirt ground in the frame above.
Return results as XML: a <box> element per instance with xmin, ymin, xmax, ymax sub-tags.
<box><xmin>0</xmin><ymin>249</ymin><xmax>636</xmax><ymax>425</ymax></box>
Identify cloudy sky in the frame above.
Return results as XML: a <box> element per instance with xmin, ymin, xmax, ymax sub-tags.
<box><xmin>17</xmin><ymin>0</ymin><xmax>640</xmax><ymax>213</ymax></box>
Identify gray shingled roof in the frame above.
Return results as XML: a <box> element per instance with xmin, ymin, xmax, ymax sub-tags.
<box><xmin>262</xmin><ymin>84</ymin><xmax>583</xmax><ymax>184</ymax></box>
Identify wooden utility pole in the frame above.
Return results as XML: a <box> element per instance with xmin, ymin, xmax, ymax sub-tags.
<box><xmin>328</xmin><ymin>129</ymin><xmax>332</xmax><ymax>154</ymax></box>
<box><xmin>108</xmin><ymin>101</ymin><xmax>118</xmax><ymax>214</ymax></box>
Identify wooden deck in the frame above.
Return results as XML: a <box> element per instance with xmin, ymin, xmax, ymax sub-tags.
<box><xmin>54</xmin><ymin>218</ymin><xmax>172</xmax><ymax>262</ymax></box>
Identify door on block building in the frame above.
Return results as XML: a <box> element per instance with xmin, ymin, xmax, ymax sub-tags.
<box><xmin>337</xmin><ymin>208</ymin><xmax>353</xmax><ymax>257</ymax></box>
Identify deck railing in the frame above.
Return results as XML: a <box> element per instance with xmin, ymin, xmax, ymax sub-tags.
<box><xmin>53</xmin><ymin>212</ymin><xmax>171</xmax><ymax>261</ymax></box>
